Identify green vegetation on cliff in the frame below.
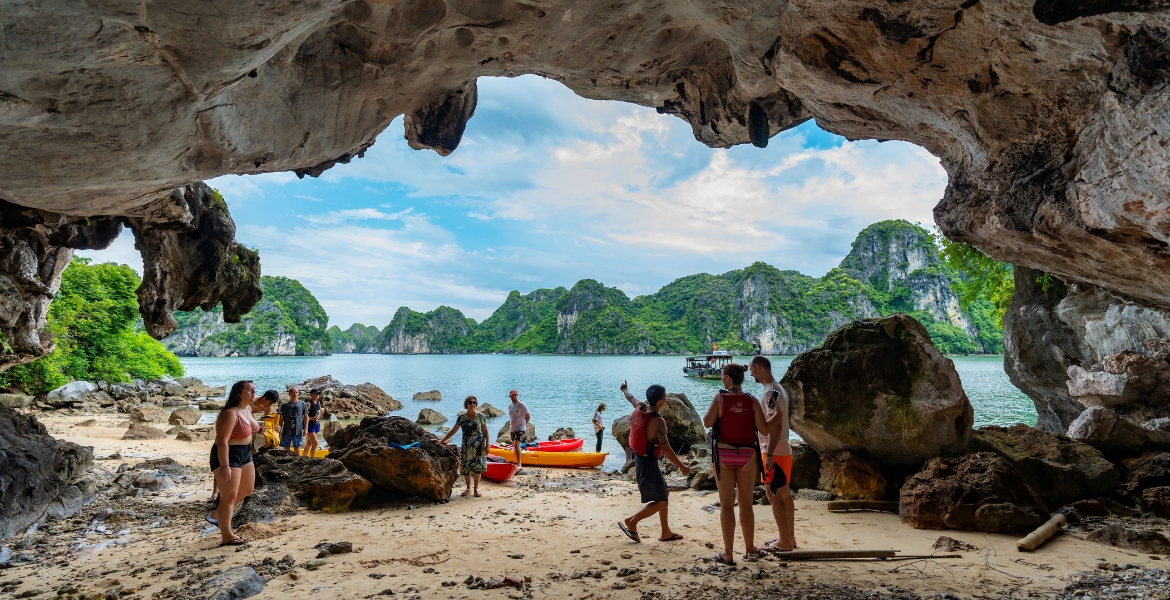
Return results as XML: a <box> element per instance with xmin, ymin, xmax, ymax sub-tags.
<box><xmin>335</xmin><ymin>220</ymin><xmax>1012</xmax><ymax>356</ymax></box>
<box><xmin>1</xmin><ymin>259</ymin><xmax>183</xmax><ymax>393</ymax></box>
<box><xmin>167</xmin><ymin>275</ymin><xmax>331</xmax><ymax>356</ymax></box>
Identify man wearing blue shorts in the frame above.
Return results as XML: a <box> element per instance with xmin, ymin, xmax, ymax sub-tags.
<box><xmin>279</xmin><ymin>386</ymin><xmax>307</xmax><ymax>453</ymax></box>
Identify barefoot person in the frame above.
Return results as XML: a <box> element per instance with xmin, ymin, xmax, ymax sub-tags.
<box><xmin>618</xmin><ymin>381</ymin><xmax>691</xmax><ymax>543</ymax></box>
<box><xmin>440</xmin><ymin>395</ymin><xmax>490</xmax><ymax>497</ymax></box>
<box><xmin>592</xmin><ymin>403</ymin><xmax>607</xmax><ymax>452</ymax></box>
<box><xmin>507</xmin><ymin>389</ymin><xmax>530</xmax><ymax>468</ymax></box>
<box><xmin>278</xmin><ymin>386</ymin><xmax>307</xmax><ymax>454</ymax></box>
<box><xmin>304</xmin><ymin>388</ymin><xmax>323</xmax><ymax>458</ymax></box>
<box><xmin>702</xmin><ymin>364</ymin><xmax>782</xmax><ymax>565</ymax></box>
<box><xmin>209</xmin><ymin>380</ymin><xmax>259</xmax><ymax>546</ymax></box>
<box><xmin>751</xmin><ymin>356</ymin><xmax>795</xmax><ymax>553</ymax></box>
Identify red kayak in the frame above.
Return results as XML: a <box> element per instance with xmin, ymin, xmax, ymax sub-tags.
<box><xmin>491</xmin><ymin>438</ymin><xmax>584</xmax><ymax>453</ymax></box>
<box><xmin>483</xmin><ymin>461</ymin><xmax>518</xmax><ymax>483</ymax></box>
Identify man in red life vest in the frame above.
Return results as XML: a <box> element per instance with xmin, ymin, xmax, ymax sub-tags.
<box><xmin>617</xmin><ymin>380</ymin><xmax>691</xmax><ymax>543</ymax></box>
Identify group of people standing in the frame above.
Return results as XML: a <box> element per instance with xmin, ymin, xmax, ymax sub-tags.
<box><xmin>618</xmin><ymin>356</ymin><xmax>794</xmax><ymax>565</ymax></box>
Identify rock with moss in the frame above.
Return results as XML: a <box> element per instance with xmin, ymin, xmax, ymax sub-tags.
<box><xmin>784</xmin><ymin>313</ymin><xmax>974</xmax><ymax>465</ymax></box>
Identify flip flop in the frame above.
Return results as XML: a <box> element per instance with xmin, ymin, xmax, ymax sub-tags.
<box><xmin>618</xmin><ymin>522</ymin><xmax>641</xmax><ymax>543</ymax></box>
<box><xmin>744</xmin><ymin>547</ymin><xmax>768</xmax><ymax>559</ymax></box>
<box><xmin>764</xmin><ymin>541</ymin><xmax>793</xmax><ymax>552</ymax></box>
<box><xmin>205</xmin><ymin>513</ymin><xmax>218</xmax><ymax>526</ymax></box>
<box><xmin>473</xmin><ymin>491</ymin><xmax>482</xmax><ymax>497</ymax></box>
<box><xmin>658</xmin><ymin>533</ymin><xmax>684</xmax><ymax>542</ymax></box>
<box><xmin>460</xmin><ymin>489</ymin><xmax>470</xmax><ymax>497</ymax></box>
<box><xmin>712</xmin><ymin>552</ymin><xmax>736</xmax><ymax>566</ymax></box>
<box><xmin>218</xmin><ymin>536</ymin><xmax>247</xmax><ymax>547</ymax></box>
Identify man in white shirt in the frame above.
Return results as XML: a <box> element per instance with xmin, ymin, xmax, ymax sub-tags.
<box><xmin>507</xmin><ymin>389</ymin><xmax>530</xmax><ymax>468</ymax></box>
<box><xmin>751</xmin><ymin>356</ymin><xmax>795</xmax><ymax>552</ymax></box>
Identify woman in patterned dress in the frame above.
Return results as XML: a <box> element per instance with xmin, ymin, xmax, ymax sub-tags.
<box><xmin>439</xmin><ymin>395</ymin><xmax>490</xmax><ymax>497</ymax></box>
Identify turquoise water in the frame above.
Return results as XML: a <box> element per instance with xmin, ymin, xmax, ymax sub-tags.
<box><xmin>179</xmin><ymin>354</ymin><xmax>1036</xmax><ymax>470</ymax></box>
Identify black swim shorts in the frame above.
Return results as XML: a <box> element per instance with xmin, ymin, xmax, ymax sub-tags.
<box><xmin>634</xmin><ymin>453</ymin><xmax>669</xmax><ymax>503</ymax></box>
<box><xmin>209</xmin><ymin>443</ymin><xmax>253</xmax><ymax>470</ymax></box>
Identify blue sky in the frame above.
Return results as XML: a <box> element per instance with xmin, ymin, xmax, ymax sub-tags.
<box><xmin>81</xmin><ymin>75</ymin><xmax>947</xmax><ymax>328</ymax></box>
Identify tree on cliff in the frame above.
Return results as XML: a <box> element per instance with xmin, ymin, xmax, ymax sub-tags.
<box><xmin>0</xmin><ymin>258</ymin><xmax>183</xmax><ymax>393</ymax></box>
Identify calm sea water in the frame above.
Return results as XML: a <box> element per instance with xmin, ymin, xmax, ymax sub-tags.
<box><xmin>181</xmin><ymin>354</ymin><xmax>1036</xmax><ymax>471</ymax></box>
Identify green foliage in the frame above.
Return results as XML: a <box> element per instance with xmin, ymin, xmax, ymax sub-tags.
<box><xmin>0</xmin><ymin>259</ymin><xmax>183</xmax><ymax>393</ymax></box>
<box><xmin>936</xmin><ymin>236</ymin><xmax>1015</xmax><ymax>323</ymax></box>
<box><xmin>172</xmin><ymin>276</ymin><xmax>332</xmax><ymax>355</ymax></box>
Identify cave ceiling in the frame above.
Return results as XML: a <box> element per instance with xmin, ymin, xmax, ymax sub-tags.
<box><xmin>1</xmin><ymin>0</ymin><xmax>1169</xmax><ymax>361</ymax></box>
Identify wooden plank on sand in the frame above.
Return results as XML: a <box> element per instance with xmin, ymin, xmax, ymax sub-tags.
<box><xmin>780</xmin><ymin>549</ymin><xmax>898</xmax><ymax>560</ymax></box>
<box><xmin>826</xmin><ymin>500</ymin><xmax>901</xmax><ymax>513</ymax></box>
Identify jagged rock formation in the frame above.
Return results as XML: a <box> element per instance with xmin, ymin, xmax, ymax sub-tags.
<box><xmin>330</xmin><ymin>416</ymin><xmax>459</xmax><ymax>501</ymax></box>
<box><xmin>900</xmin><ymin>452</ymin><xmax>1049</xmax><ymax>535</ymax></box>
<box><xmin>1005</xmin><ymin>266</ymin><xmax>1170</xmax><ymax>433</ymax></box>
<box><xmin>0</xmin><ymin>405</ymin><xmax>93</xmax><ymax>538</ymax></box>
<box><xmin>327</xmin><ymin>323</ymin><xmax>382</xmax><ymax>353</ymax></box>
<box><xmin>783</xmin><ymin>313</ymin><xmax>974</xmax><ymax>465</ymax></box>
<box><xmin>362</xmin><ymin>221</ymin><xmax>995</xmax><ymax>355</ymax></box>
<box><xmin>1</xmin><ymin>1</ymin><xmax>1169</xmax><ymax>399</ymax></box>
<box><xmin>298</xmin><ymin>375</ymin><xmax>402</xmax><ymax>419</ymax></box>
<box><xmin>165</xmin><ymin>275</ymin><xmax>330</xmax><ymax>356</ymax></box>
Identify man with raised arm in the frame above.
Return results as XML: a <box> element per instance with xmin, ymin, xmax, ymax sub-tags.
<box><xmin>617</xmin><ymin>380</ymin><xmax>691</xmax><ymax>543</ymax></box>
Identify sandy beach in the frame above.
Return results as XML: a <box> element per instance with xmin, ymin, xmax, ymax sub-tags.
<box><xmin>3</xmin><ymin>413</ymin><xmax>1164</xmax><ymax>600</ymax></box>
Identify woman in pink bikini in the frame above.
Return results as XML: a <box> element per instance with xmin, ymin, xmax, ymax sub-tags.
<box><xmin>702</xmin><ymin>363</ymin><xmax>778</xmax><ymax>566</ymax></box>
<box><xmin>208</xmin><ymin>380</ymin><xmax>259</xmax><ymax>546</ymax></box>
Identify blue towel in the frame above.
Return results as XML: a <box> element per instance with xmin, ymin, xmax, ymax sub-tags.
<box><xmin>388</xmin><ymin>441</ymin><xmax>420</xmax><ymax>450</ymax></box>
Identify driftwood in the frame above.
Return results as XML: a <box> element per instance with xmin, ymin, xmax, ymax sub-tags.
<box><xmin>826</xmin><ymin>500</ymin><xmax>900</xmax><ymax>513</ymax></box>
<box><xmin>1017</xmin><ymin>513</ymin><xmax>1066</xmax><ymax>552</ymax></box>
<box><xmin>780</xmin><ymin>549</ymin><xmax>897</xmax><ymax>560</ymax></box>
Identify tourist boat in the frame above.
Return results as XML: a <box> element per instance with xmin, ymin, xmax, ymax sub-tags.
<box><xmin>684</xmin><ymin>348</ymin><xmax>736</xmax><ymax>379</ymax></box>
<box><xmin>487</xmin><ymin>447</ymin><xmax>607</xmax><ymax>468</ymax></box>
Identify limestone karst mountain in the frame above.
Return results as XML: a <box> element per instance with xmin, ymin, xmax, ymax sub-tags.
<box><xmin>339</xmin><ymin>220</ymin><xmax>1001</xmax><ymax>355</ymax></box>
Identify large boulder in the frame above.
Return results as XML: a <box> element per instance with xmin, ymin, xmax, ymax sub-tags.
<box><xmin>969</xmin><ymin>424</ymin><xmax>1119</xmax><ymax>508</ymax></box>
<box><xmin>789</xmin><ymin>442</ymin><xmax>822</xmax><ymax>492</ymax></box>
<box><xmin>783</xmin><ymin>314</ymin><xmax>973</xmax><ymax>465</ymax></box>
<box><xmin>331</xmin><ymin>417</ymin><xmax>459</xmax><ymax>501</ymax></box>
<box><xmin>1067</xmin><ymin>406</ymin><xmax>1170</xmax><ymax>461</ymax></box>
<box><xmin>899</xmin><ymin>452</ymin><xmax>1049</xmax><ymax>534</ymax></box>
<box><xmin>129</xmin><ymin>405</ymin><xmax>168</xmax><ymax>424</ymax></box>
<box><xmin>300</xmin><ymin>375</ymin><xmax>403</xmax><ymax>419</ymax></box>
<box><xmin>0</xmin><ymin>405</ymin><xmax>93</xmax><ymax>538</ymax></box>
<box><xmin>232</xmin><ymin>482</ymin><xmax>298</xmax><ymax>528</ymax></box>
<box><xmin>611</xmin><ymin>392</ymin><xmax>706</xmax><ymax>466</ymax></box>
<box><xmin>45</xmin><ymin>381</ymin><xmax>96</xmax><ymax>406</ymax></box>
<box><xmin>548</xmin><ymin>427</ymin><xmax>575</xmax><ymax>441</ymax></box>
<box><xmin>123</xmin><ymin>422</ymin><xmax>166</xmax><ymax>440</ymax></box>
<box><xmin>496</xmin><ymin>422</ymin><xmax>536</xmax><ymax>445</ymax></box>
<box><xmin>819</xmin><ymin>451</ymin><xmax>887</xmax><ymax>501</ymax></box>
<box><xmin>168</xmin><ymin>406</ymin><xmax>202</xmax><ymax>426</ymax></box>
<box><xmin>478</xmin><ymin>403</ymin><xmax>505</xmax><ymax>418</ymax></box>
<box><xmin>1118</xmin><ymin>452</ymin><xmax>1170</xmax><ymax>501</ymax></box>
<box><xmin>253</xmin><ymin>448</ymin><xmax>372</xmax><ymax>512</ymax></box>
<box><xmin>413</xmin><ymin>390</ymin><xmax>441</xmax><ymax>401</ymax></box>
<box><xmin>416</xmin><ymin>408</ymin><xmax>447</xmax><ymax>425</ymax></box>
<box><xmin>0</xmin><ymin>394</ymin><xmax>33</xmax><ymax>409</ymax></box>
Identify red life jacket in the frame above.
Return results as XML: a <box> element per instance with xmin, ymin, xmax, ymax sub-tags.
<box><xmin>715</xmin><ymin>393</ymin><xmax>758</xmax><ymax>446</ymax></box>
<box><xmin>629</xmin><ymin>405</ymin><xmax>665</xmax><ymax>458</ymax></box>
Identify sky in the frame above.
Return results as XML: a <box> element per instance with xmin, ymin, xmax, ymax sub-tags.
<box><xmin>79</xmin><ymin>75</ymin><xmax>948</xmax><ymax>329</ymax></box>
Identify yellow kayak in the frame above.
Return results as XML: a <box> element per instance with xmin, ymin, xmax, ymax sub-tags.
<box><xmin>260</xmin><ymin>413</ymin><xmax>330</xmax><ymax>458</ymax></box>
<box><xmin>487</xmin><ymin>447</ymin><xmax>607</xmax><ymax>468</ymax></box>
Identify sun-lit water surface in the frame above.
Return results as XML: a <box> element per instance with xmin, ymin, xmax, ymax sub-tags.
<box><xmin>181</xmin><ymin>354</ymin><xmax>1036</xmax><ymax>471</ymax></box>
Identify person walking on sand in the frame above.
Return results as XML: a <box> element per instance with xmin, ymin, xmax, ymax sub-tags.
<box><xmin>304</xmin><ymin>388</ymin><xmax>323</xmax><ymax>458</ymax></box>
<box><xmin>440</xmin><ymin>395</ymin><xmax>490</xmax><ymax>497</ymax></box>
<box><xmin>617</xmin><ymin>381</ymin><xmax>690</xmax><ymax>544</ymax></box>
<box><xmin>507</xmin><ymin>389</ymin><xmax>530</xmax><ymax>468</ymax></box>
<box><xmin>208</xmin><ymin>380</ymin><xmax>259</xmax><ymax>546</ymax></box>
<box><xmin>751</xmin><ymin>356</ymin><xmax>795</xmax><ymax>553</ymax></box>
<box><xmin>592</xmin><ymin>403</ymin><xmax>607</xmax><ymax>452</ymax></box>
<box><xmin>278</xmin><ymin>386</ymin><xmax>307</xmax><ymax>454</ymax></box>
<box><xmin>703</xmin><ymin>363</ymin><xmax>784</xmax><ymax>566</ymax></box>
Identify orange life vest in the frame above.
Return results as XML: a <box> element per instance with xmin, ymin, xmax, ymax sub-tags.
<box><xmin>629</xmin><ymin>405</ymin><xmax>665</xmax><ymax>459</ymax></box>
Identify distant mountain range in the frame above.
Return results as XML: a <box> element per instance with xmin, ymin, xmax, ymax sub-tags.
<box><xmin>329</xmin><ymin>220</ymin><xmax>1003</xmax><ymax>355</ymax></box>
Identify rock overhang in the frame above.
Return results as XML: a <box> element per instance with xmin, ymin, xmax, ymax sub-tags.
<box><xmin>2</xmin><ymin>0</ymin><xmax>1170</xmax><ymax>363</ymax></box>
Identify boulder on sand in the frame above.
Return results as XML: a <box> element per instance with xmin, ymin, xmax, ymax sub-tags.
<box><xmin>496</xmin><ymin>422</ymin><xmax>536</xmax><ymax>445</ymax></box>
<box><xmin>129</xmin><ymin>405</ymin><xmax>168</xmax><ymax>423</ymax></box>
<box><xmin>819</xmin><ymin>451</ymin><xmax>887</xmax><ymax>501</ymax></box>
<box><xmin>416</xmin><ymin>408</ymin><xmax>448</xmax><ymax>425</ymax></box>
<box><xmin>0</xmin><ymin>405</ymin><xmax>93</xmax><ymax>538</ymax></box>
<box><xmin>45</xmin><ymin>381</ymin><xmax>96</xmax><ymax>406</ymax></box>
<box><xmin>478</xmin><ymin>403</ymin><xmax>505</xmax><ymax>418</ymax></box>
<box><xmin>176</xmin><ymin>427</ymin><xmax>215</xmax><ymax>442</ymax></box>
<box><xmin>123</xmin><ymin>421</ymin><xmax>166</xmax><ymax>440</ymax></box>
<box><xmin>168</xmin><ymin>406</ymin><xmax>202</xmax><ymax>426</ymax></box>
<box><xmin>253</xmin><ymin>448</ymin><xmax>372</xmax><ymax>512</ymax></box>
<box><xmin>412</xmin><ymin>390</ymin><xmax>441</xmax><ymax>401</ymax></box>
<box><xmin>611</xmin><ymin>392</ymin><xmax>706</xmax><ymax>467</ymax></box>
<box><xmin>299</xmin><ymin>375</ymin><xmax>403</xmax><ymax>419</ymax></box>
<box><xmin>232</xmin><ymin>482</ymin><xmax>299</xmax><ymax>528</ymax></box>
<box><xmin>783</xmin><ymin>314</ymin><xmax>974</xmax><ymax>465</ymax></box>
<box><xmin>789</xmin><ymin>442</ymin><xmax>822</xmax><ymax>492</ymax></box>
<box><xmin>969</xmin><ymin>424</ymin><xmax>1119</xmax><ymax>508</ymax></box>
<box><xmin>900</xmin><ymin>452</ymin><xmax>1048</xmax><ymax>534</ymax></box>
<box><xmin>548</xmin><ymin>427</ymin><xmax>575</xmax><ymax>441</ymax></box>
<box><xmin>330</xmin><ymin>417</ymin><xmax>459</xmax><ymax>501</ymax></box>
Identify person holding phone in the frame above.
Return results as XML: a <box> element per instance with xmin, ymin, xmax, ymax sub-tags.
<box><xmin>751</xmin><ymin>356</ymin><xmax>795</xmax><ymax>552</ymax></box>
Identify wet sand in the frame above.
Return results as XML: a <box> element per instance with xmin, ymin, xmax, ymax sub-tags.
<box><xmin>5</xmin><ymin>413</ymin><xmax>1163</xmax><ymax>599</ymax></box>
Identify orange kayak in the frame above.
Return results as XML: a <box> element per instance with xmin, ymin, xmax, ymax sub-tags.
<box><xmin>487</xmin><ymin>447</ymin><xmax>607</xmax><ymax>468</ymax></box>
